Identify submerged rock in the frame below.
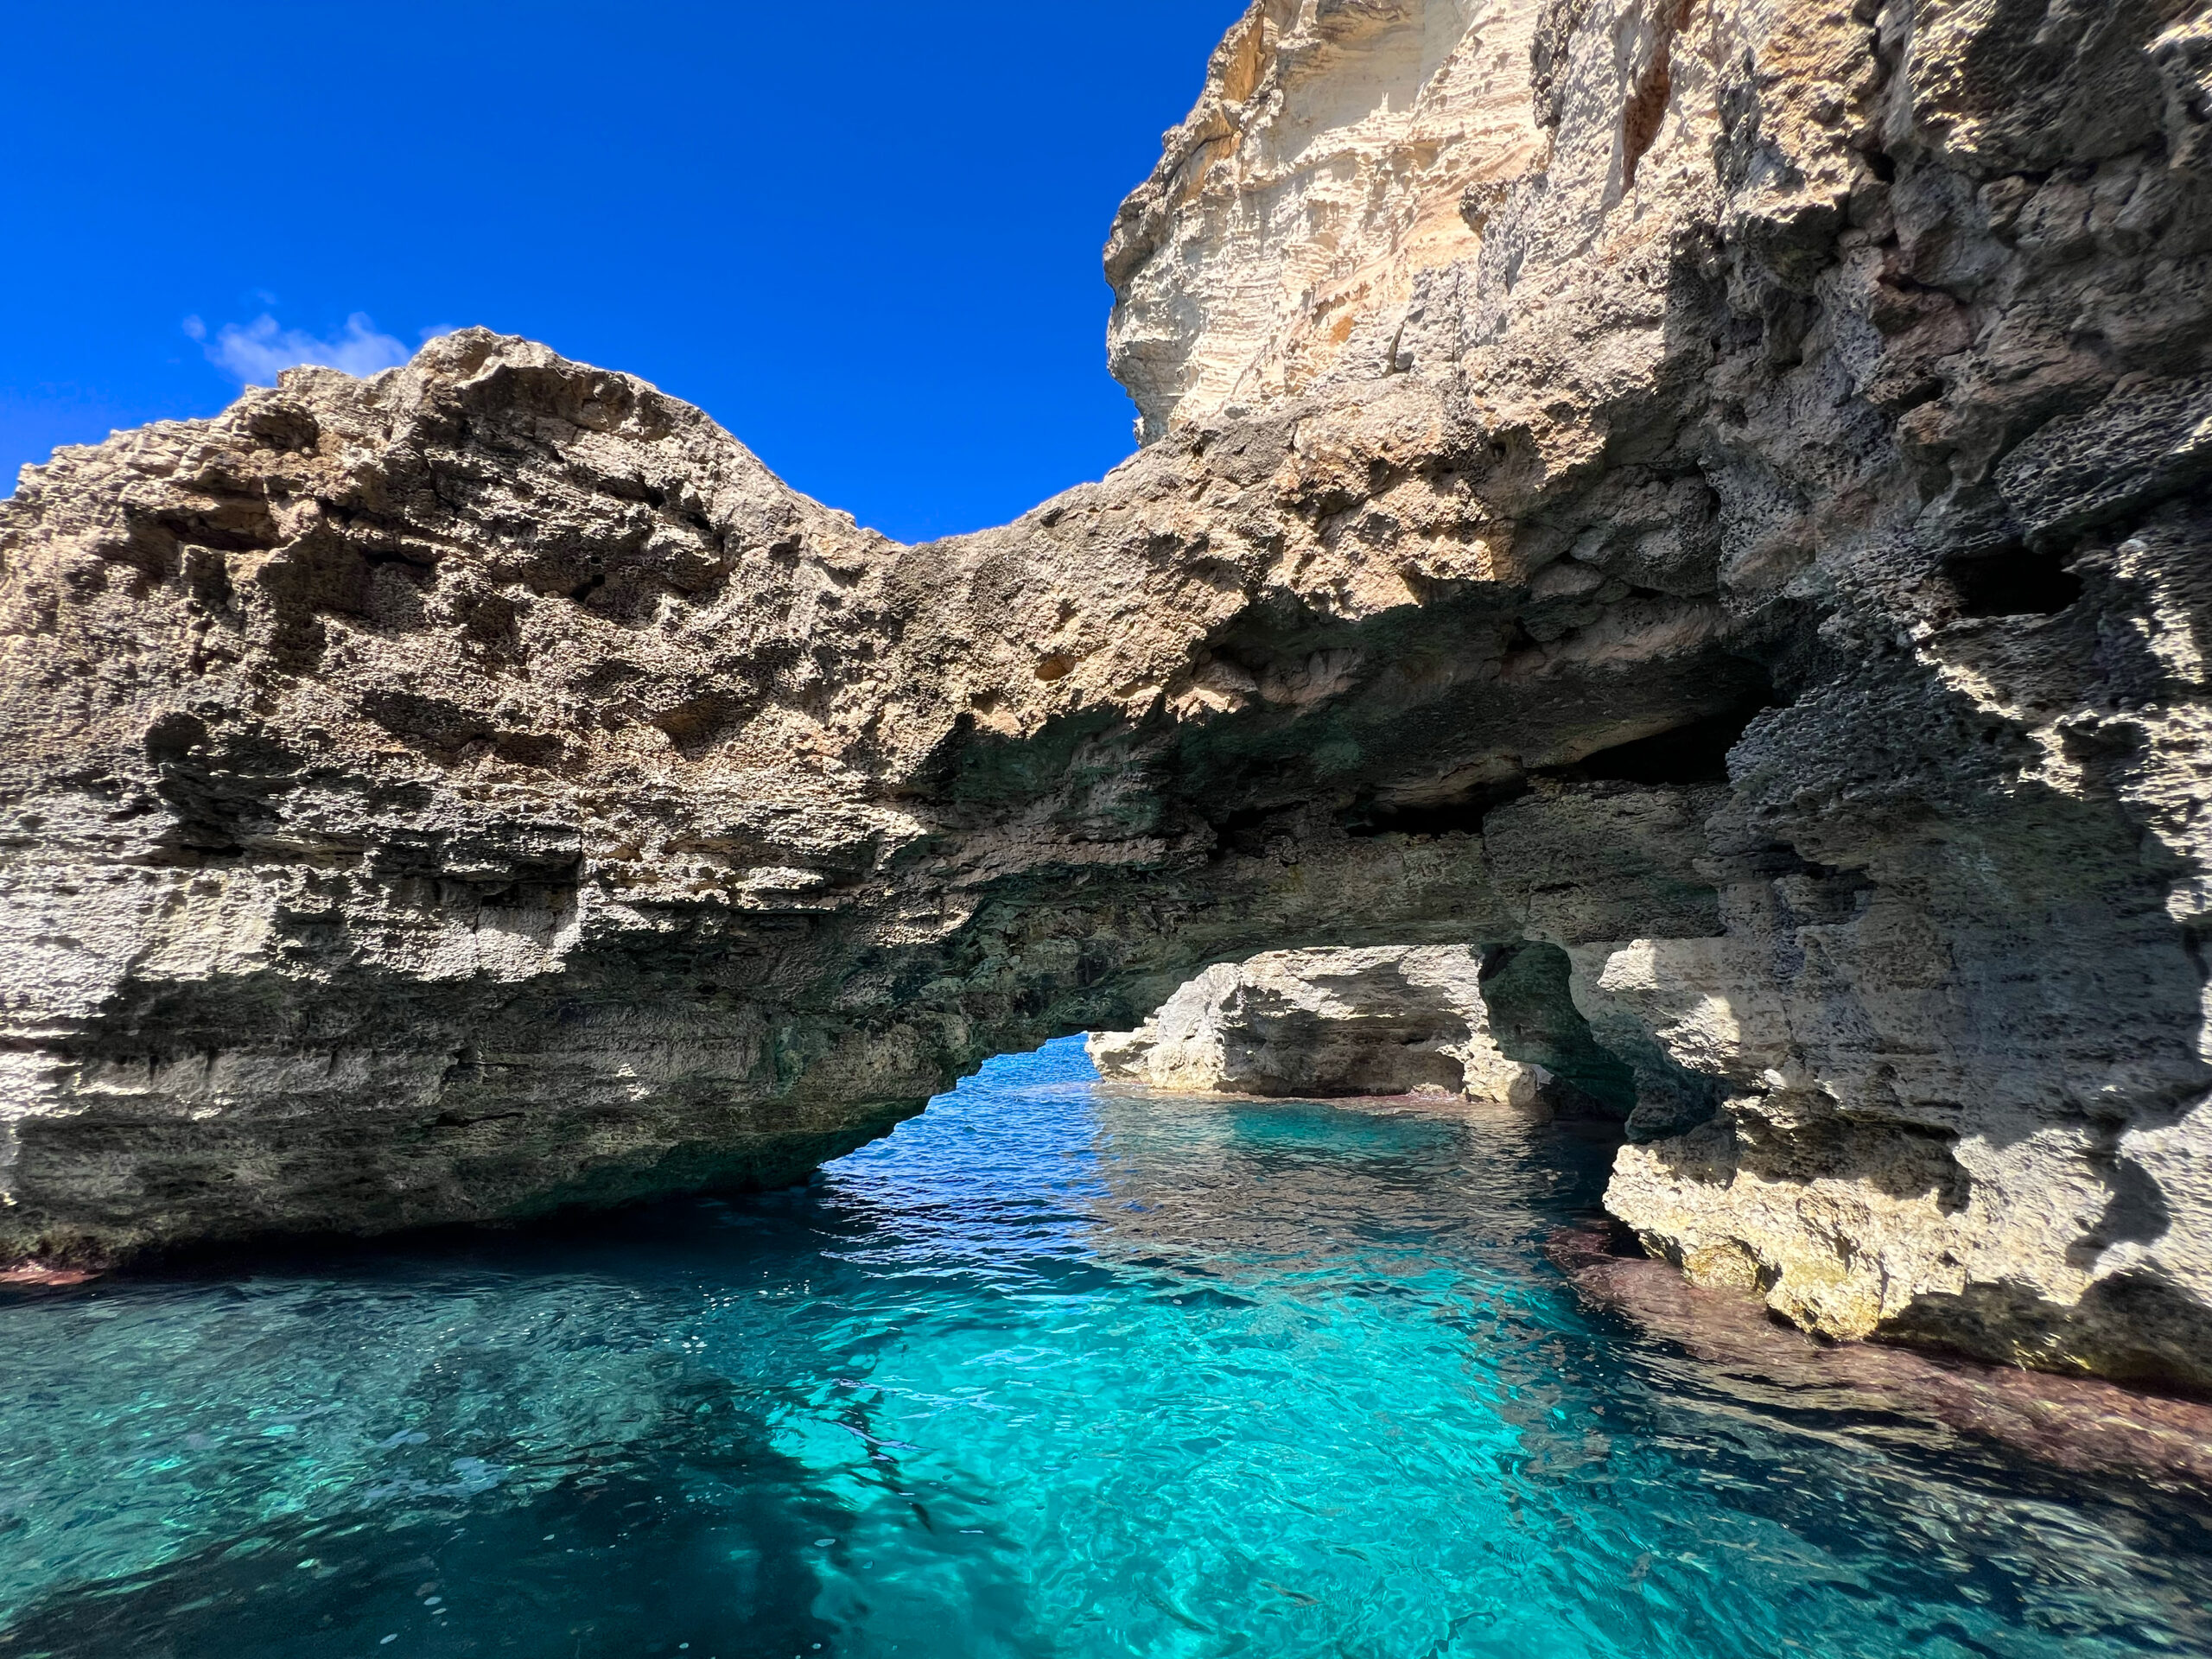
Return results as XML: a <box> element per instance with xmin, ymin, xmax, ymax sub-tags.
<box><xmin>3</xmin><ymin>0</ymin><xmax>2210</xmax><ymax>1391</ymax></box>
<box><xmin>1087</xmin><ymin>945</ymin><xmax>1548</xmax><ymax>1102</ymax></box>
<box><xmin>1549</xmin><ymin>1222</ymin><xmax>2212</xmax><ymax>1489</ymax></box>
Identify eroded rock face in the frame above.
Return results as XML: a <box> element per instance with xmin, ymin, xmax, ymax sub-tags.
<box><xmin>1087</xmin><ymin>945</ymin><xmax>1547</xmax><ymax>1099</ymax></box>
<box><xmin>3</xmin><ymin>0</ymin><xmax>2210</xmax><ymax>1389</ymax></box>
<box><xmin>1106</xmin><ymin>0</ymin><xmax>1546</xmax><ymax>442</ymax></box>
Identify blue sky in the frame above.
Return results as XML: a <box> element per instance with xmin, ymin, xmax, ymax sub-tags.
<box><xmin>1</xmin><ymin>2</ymin><xmax>1245</xmax><ymax>542</ymax></box>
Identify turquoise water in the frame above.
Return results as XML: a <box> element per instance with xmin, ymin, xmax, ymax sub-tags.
<box><xmin>2</xmin><ymin>1039</ymin><xmax>2208</xmax><ymax>1659</ymax></box>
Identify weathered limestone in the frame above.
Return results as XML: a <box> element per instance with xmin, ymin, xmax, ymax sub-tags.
<box><xmin>1087</xmin><ymin>945</ymin><xmax>1548</xmax><ymax>1100</ymax></box>
<box><xmin>3</xmin><ymin>0</ymin><xmax>2210</xmax><ymax>1390</ymax></box>
<box><xmin>1106</xmin><ymin>0</ymin><xmax>1547</xmax><ymax>442</ymax></box>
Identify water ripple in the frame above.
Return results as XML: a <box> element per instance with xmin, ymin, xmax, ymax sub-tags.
<box><xmin>0</xmin><ymin>1038</ymin><xmax>2206</xmax><ymax>1658</ymax></box>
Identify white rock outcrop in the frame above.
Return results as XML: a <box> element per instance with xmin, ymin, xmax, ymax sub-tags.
<box><xmin>1087</xmin><ymin>945</ymin><xmax>1546</xmax><ymax>1100</ymax></box>
<box><xmin>1106</xmin><ymin>0</ymin><xmax>1546</xmax><ymax>442</ymax></box>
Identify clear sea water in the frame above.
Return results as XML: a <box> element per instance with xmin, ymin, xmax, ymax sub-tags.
<box><xmin>3</xmin><ymin>1038</ymin><xmax>2209</xmax><ymax>1659</ymax></box>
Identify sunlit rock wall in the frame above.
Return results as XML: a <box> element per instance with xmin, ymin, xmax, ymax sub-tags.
<box><xmin>1106</xmin><ymin>0</ymin><xmax>1545</xmax><ymax>442</ymax></box>
<box><xmin>1087</xmin><ymin>945</ymin><xmax>1548</xmax><ymax>1100</ymax></box>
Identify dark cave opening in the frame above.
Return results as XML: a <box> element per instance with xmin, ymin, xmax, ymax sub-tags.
<box><xmin>1552</xmin><ymin>685</ymin><xmax>1776</xmax><ymax>788</ymax></box>
<box><xmin>1947</xmin><ymin>542</ymin><xmax>2083</xmax><ymax>619</ymax></box>
<box><xmin>1336</xmin><ymin>675</ymin><xmax>1779</xmax><ymax>836</ymax></box>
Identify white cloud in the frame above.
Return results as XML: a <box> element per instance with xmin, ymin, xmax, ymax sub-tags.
<box><xmin>196</xmin><ymin>312</ymin><xmax>413</xmax><ymax>385</ymax></box>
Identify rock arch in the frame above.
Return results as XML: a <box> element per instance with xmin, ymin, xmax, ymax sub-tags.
<box><xmin>4</xmin><ymin>0</ymin><xmax>2211</xmax><ymax>1391</ymax></box>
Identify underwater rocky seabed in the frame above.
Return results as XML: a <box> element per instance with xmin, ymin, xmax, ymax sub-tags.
<box><xmin>2</xmin><ymin>1042</ymin><xmax>2208</xmax><ymax>1659</ymax></box>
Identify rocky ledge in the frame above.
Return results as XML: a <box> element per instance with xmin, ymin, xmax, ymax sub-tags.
<box><xmin>4</xmin><ymin>0</ymin><xmax>2211</xmax><ymax>1392</ymax></box>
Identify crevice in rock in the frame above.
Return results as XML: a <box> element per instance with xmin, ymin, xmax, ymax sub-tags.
<box><xmin>1341</xmin><ymin>777</ymin><xmax>1531</xmax><ymax>837</ymax></box>
<box><xmin>1620</xmin><ymin>0</ymin><xmax>1694</xmax><ymax>190</ymax></box>
<box><xmin>1544</xmin><ymin>680</ymin><xmax>1777</xmax><ymax>787</ymax></box>
<box><xmin>1206</xmin><ymin>802</ymin><xmax>1312</xmax><ymax>858</ymax></box>
<box><xmin>1944</xmin><ymin>540</ymin><xmax>2083</xmax><ymax>618</ymax></box>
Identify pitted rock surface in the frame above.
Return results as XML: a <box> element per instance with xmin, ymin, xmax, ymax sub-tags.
<box><xmin>4</xmin><ymin>0</ymin><xmax>2211</xmax><ymax>1389</ymax></box>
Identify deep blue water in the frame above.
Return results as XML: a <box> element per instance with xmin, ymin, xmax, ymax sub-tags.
<box><xmin>3</xmin><ymin>1038</ymin><xmax>2209</xmax><ymax>1659</ymax></box>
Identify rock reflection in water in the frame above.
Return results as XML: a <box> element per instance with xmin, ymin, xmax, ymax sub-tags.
<box><xmin>1554</xmin><ymin>1223</ymin><xmax>2212</xmax><ymax>1490</ymax></box>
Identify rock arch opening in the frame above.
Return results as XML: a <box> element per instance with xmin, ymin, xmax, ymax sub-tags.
<box><xmin>3</xmin><ymin>0</ymin><xmax>2209</xmax><ymax>1396</ymax></box>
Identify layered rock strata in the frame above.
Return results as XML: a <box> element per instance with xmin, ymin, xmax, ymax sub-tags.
<box><xmin>3</xmin><ymin>0</ymin><xmax>2210</xmax><ymax>1390</ymax></box>
<box><xmin>1086</xmin><ymin>945</ymin><xmax>1548</xmax><ymax>1100</ymax></box>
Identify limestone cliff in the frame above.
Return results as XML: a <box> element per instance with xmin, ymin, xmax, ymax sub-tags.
<box><xmin>4</xmin><ymin>0</ymin><xmax>2211</xmax><ymax>1391</ymax></box>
